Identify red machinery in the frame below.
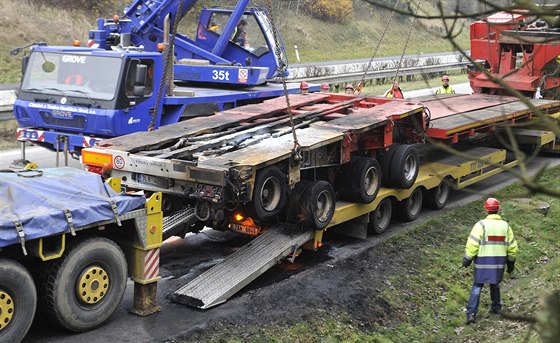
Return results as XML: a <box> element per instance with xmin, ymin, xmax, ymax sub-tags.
<box><xmin>468</xmin><ymin>10</ymin><xmax>560</xmax><ymax>99</ymax></box>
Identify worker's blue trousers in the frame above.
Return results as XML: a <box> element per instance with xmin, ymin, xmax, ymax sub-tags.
<box><xmin>466</xmin><ymin>282</ymin><xmax>501</xmax><ymax>316</ymax></box>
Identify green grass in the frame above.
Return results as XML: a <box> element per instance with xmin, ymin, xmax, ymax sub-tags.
<box><xmin>195</xmin><ymin>166</ymin><xmax>560</xmax><ymax>342</ymax></box>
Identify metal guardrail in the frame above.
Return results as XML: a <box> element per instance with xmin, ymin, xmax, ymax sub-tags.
<box><xmin>290</xmin><ymin>62</ymin><xmax>468</xmax><ymax>83</ymax></box>
<box><xmin>0</xmin><ymin>62</ymin><xmax>467</xmax><ymax>121</ymax></box>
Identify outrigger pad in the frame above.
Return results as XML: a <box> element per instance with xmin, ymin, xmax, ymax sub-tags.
<box><xmin>0</xmin><ymin>167</ymin><xmax>146</xmax><ymax>248</ymax></box>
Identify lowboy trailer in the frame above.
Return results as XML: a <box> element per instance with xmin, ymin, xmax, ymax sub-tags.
<box><xmin>81</xmin><ymin>91</ymin><xmax>560</xmax><ymax>308</ymax></box>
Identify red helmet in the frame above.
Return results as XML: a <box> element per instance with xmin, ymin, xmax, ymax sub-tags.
<box><xmin>299</xmin><ymin>81</ymin><xmax>309</xmax><ymax>90</ymax></box>
<box><xmin>484</xmin><ymin>198</ymin><xmax>500</xmax><ymax>212</ymax></box>
<box><xmin>345</xmin><ymin>83</ymin><xmax>354</xmax><ymax>90</ymax></box>
<box><xmin>442</xmin><ymin>75</ymin><xmax>450</xmax><ymax>81</ymax></box>
<box><xmin>320</xmin><ymin>83</ymin><xmax>329</xmax><ymax>90</ymax></box>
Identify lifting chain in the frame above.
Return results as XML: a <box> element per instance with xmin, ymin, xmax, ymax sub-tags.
<box><xmin>264</xmin><ymin>0</ymin><xmax>302</xmax><ymax>162</ymax></box>
<box><xmin>148</xmin><ymin>0</ymin><xmax>186</xmax><ymax>131</ymax></box>
<box><xmin>357</xmin><ymin>0</ymin><xmax>402</xmax><ymax>95</ymax></box>
<box><xmin>393</xmin><ymin>0</ymin><xmax>422</xmax><ymax>82</ymax></box>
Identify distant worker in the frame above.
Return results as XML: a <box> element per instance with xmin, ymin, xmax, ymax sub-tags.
<box><xmin>208</xmin><ymin>21</ymin><xmax>219</xmax><ymax>32</ymax></box>
<box><xmin>462</xmin><ymin>197</ymin><xmax>518</xmax><ymax>325</ymax></box>
<box><xmin>64</xmin><ymin>73</ymin><xmax>85</xmax><ymax>86</ymax></box>
<box><xmin>300</xmin><ymin>81</ymin><xmax>310</xmax><ymax>94</ymax></box>
<box><xmin>435</xmin><ymin>75</ymin><xmax>455</xmax><ymax>94</ymax></box>
<box><xmin>384</xmin><ymin>80</ymin><xmax>403</xmax><ymax>98</ymax></box>
<box><xmin>232</xmin><ymin>19</ymin><xmax>248</xmax><ymax>47</ymax></box>
<box><xmin>320</xmin><ymin>83</ymin><xmax>330</xmax><ymax>93</ymax></box>
<box><xmin>345</xmin><ymin>83</ymin><xmax>354</xmax><ymax>94</ymax></box>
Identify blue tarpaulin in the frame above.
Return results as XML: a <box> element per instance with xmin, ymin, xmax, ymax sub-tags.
<box><xmin>0</xmin><ymin>167</ymin><xmax>146</xmax><ymax>248</ymax></box>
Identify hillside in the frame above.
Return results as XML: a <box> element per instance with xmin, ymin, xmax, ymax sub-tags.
<box><xmin>0</xmin><ymin>0</ymin><xmax>470</xmax><ymax>84</ymax></box>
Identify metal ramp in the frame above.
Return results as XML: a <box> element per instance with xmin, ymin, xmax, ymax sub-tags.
<box><xmin>171</xmin><ymin>225</ymin><xmax>314</xmax><ymax>309</ymax></box>
<box><xmin>162</xmin><ymin>206</ymin><xmax>197</xmax><ymax>241</ymax></box>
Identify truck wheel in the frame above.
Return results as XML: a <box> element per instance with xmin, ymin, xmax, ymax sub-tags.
<box><xmin>396</xmin><ymin>188</ymin><xmax>423</xmax><ymax>222</ymax></box>
<box><xmin>0</xmin><ymin>258</ymin><xmax>36</xmax><ymax>343</ymax></box>
<box><xmin>349</xmin><ymin>157</ymin><xmax>381</xmax><ymax>203</ymax></box>
<box><xmin>390</xmin><ymin>144</ymin><xmax>419</xmax><ymax>189</ymax></box>
<box><xmin>251</xmin><ymin>166</ymin><xmax>287</xmax><ymax>221</ymax></box>
<box><xmin>303</xmin><ymin>181</ymin><xmax>336</xmax><ymax>229</ymax></box>
<box><xmin>41</xmin><ymin>237</ymin><xmax>127</xmax><ymax>332</ymax></box>
<box><xmin>425</xmin><ymin>177</ymin><xmax>453</xmax><ymax>210</ymax></box>
<box><xmin>368</xmin><ymin>198</ymin><xmax>393</xmax><ymax>235</ymax></box>
<box><xmin>379</xmin><ymin>145</ymin><xmax>398</xmax><ymax>187</ymax></box>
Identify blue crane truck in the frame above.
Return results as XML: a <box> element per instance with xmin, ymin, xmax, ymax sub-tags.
<box><xmin>13</xmin><ymin>0</ymin><xmax>314</xmax><ymax>158</ymax></box>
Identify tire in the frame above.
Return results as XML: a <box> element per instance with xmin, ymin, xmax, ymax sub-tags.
<box><xmin>0</xmin><ymin>258</ymin><xmax>36</xmax><ymax>343</ymax></box>
<box><xmin>250</xmin><ymin>166</ymin><xmax>287</xmax><ymax>221</ymax></box>
<box><xmin>368</xmin><ymin>197</ymin><xmax>393</xmax><ymax>235</ymax></box>
<box><xmin>40</xmin><ymin>237</ymin><xmax>127</xmax><ymax>332</ymax></box>
<box><xmin>302</xmin><ymin>181</ymin><xmax>336</xmax><ymax>230</ymax></box>
<box><xmin>425</xmin><ymin>177</ymin><xmax>453</xmax><ymax>210</ymax></box>
<box><xmin>378</xmin><ymin>145</ymin><xmax>398</xmax><ymax>187</ymax></box>
<box><xmin>390</xmin><ymin>144</ymin><xmax>419</xmax><ymax>189</ymax></box>
<box><xmin>348</xmin><ymin>158</ymin><xmax>381</xmax><ymax>203</ymax></box>
<box><xmin>395</xmin><ymin>188</ymin><xmax>423</xmax><ymax>222</ymax></box>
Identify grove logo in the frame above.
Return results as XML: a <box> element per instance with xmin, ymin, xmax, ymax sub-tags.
<box><xmin>114</xmin><ymin>155</ymin><xmax>125</xmax><ymax>169</ymax></box>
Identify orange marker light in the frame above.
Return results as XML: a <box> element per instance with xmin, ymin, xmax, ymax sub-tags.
<box><xmin>73</xmin><ymin>40</ymin><xmax>81</xmax><ymax>47</ymax></box>
<box><xmin>157</xmin><ymin>43</ymin><xmax>165</xmax><ymax>52</ymax></box>
<box><xmin>113</xmin><ymin>15</ymin><xmax>120</xmax><ymax>23</ymax></box>
<box><xmin>234</xmin><ymin>213</ymin><xmax>244</xmax><ymax>221</ymax></box>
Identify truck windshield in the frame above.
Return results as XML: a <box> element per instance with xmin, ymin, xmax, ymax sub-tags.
<box><xmin>21</xmin><ymin>52</ymin><xmax>122</xmax><ymax>101</ymax></box>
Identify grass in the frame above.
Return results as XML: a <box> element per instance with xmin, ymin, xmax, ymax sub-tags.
<box><xmin>196</xmin><ymin>166</ymin><xmax>560</xmax><ymax>342</ymax></box>
<box><xmin>0</xmin><ymin>0</ymin><xmax>470</xmax><ymax>84</ymax></box>
<box><xmin>357</xmin><ymin>72</ymin><xmax>469</xmax><ymax>97</ymax></box>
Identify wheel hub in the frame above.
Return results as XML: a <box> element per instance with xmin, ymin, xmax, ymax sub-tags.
<box><xmin>261</xmin><ymin>177</ymin><xmax>281</xmax><ymax>211</ymax></box>
<box><xmin>77</xmin><ymin>266</ymin><xmax>110</xmax><ymax>305</ymax></box>
<box><xmin>0</xmin><ymin>290</ymin><xmax>14</xmax><ymax>331</ymax></box>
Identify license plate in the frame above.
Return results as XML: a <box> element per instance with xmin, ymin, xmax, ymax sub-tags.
<box><xmin>230</xmin><ymin>223</ymin><xmax>262</xmax><ymax>236</ymax></box>
<box><xmin>136</xmin><ymin>173</ymin><xmax>169</xmax><ymax>189</ymax></box>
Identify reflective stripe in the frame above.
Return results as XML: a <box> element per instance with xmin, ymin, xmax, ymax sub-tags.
<box><xmin>481</xmin><ymin>241</ymin><xmax>510</xmax><ymax>246</ymax></box>
<box><xmin>469</xmin><ymin>234</ymin><xmax>481</xmax><ymax>244</ymax></box>
<box><xmin>474</xmin><ymin>264</ymin><xmax>505</xmax><ymax>269</ymax></box>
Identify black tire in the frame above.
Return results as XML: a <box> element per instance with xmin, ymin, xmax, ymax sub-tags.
<box><xmin>348</xmin><ymin>158</ymin><xmax>381</xmax><ymax>203</ymax></box>
<box><xmin>425</xmin><ymin>177</ymin><xmax>453</xmax><ymax>210</ymax></box>
<box><xmin>390</xmin><ymin>144</ymin><xmax>419</xmax><ymax>189</ymax></box>
<box><xmin>378</xmin><ymin>145</ymin><xmax>398</xmax><ymax>187</ymax></box>
<box><xmin>302</xmin><ymin>181</ymin><xmax>336</xmax><ymax>230</ymax></box>
<box><xmin>250</xmin><ymin>166</ymin><xmax>287</xmax><ymax>221</ymax></box>
<box><xmin>0</xmin><ymin>258</ymin><xmax>36</xmax><ymax>343</ymax></box>
<box><xmin>395</xmin><ymin>188</ymin><xmax>423</xmax><ymax>222</ymax></box>
<box><xmin>368</xmin><ymin>198</ymin><xmax>393</xmax><ymax>235</ymax></box>
<box><xmin>40</xmin><ymin>237</ymin><xmax>127</xmax><ymax>332</ymax></box>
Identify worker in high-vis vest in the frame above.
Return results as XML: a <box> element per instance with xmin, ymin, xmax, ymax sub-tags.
<box><xmin>462</xmin><ymin>198</ymin><xmax>518</xmax><ymax>324</ymax></box>
<box><xmin>435</xmin><ymin>75</ymin><xmax>455</xmax><ymax>94</ymax></box>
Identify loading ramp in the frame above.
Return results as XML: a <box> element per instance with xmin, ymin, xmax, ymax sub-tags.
<box><xmin>162</xmin><ymin>206</ymin><xmax>197</xmax><ymax>241</ymax></box>
<box><xmin>171</xmin><ymin>225</ymin><xmax>314</xmax><ymax>309</ymax></box>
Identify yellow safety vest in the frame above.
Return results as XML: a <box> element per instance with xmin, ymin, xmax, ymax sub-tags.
<box><xmin>436</xmin><ymin>85</ymin><xmax>455</xmax><ymax>94</ymax></box>
<box><xmin>465</xmin><ymin>214</ymin><xmax>518</xmax><ymax>284</ymax></box>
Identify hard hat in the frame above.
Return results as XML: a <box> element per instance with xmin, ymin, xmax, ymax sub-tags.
<box><xmin>300</xmin><ymin>81</ymin><xmax>309</xmax><ymax>90</ymax></box>
<box><xmin>320</xmin><ymin>83</ymin><xmax>329</xmax><ymax>90</ymax></box>
<box><xmin>345</xmin><ymin>83</ymin><xmax>354</xmax><ymax>90</ymax></box>
<box><xmin>484</xmin><ymin>198</ymin><xmax>500</xmax><ymax>212</ymax></box>
<box><xmin>442</xmin><ymin>75</ymin><xmax>450</xmax><ymax>81</ymax></box>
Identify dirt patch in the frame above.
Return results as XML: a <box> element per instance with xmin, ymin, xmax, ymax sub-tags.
<box><xmin>171</xmin><ymin>233</ymin><xmax>414</xmax><ymax>342</ymax></box>
<box><xmin>0</xmin><ymin>119</ymin><xmax>19</xmax><ymax>150</ymax></box>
